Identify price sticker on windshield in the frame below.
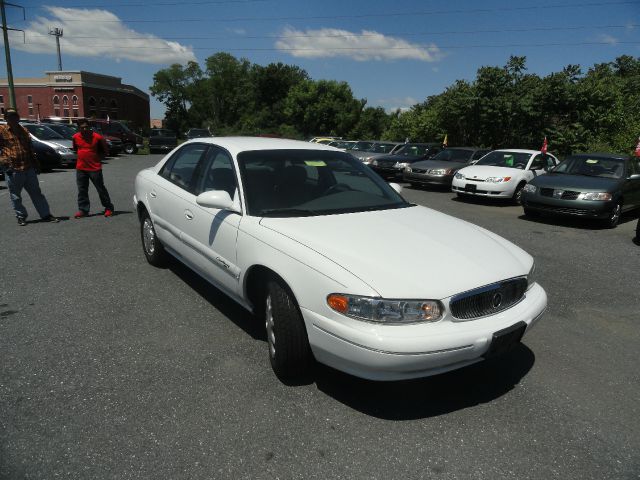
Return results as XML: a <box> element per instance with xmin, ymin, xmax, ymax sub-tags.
<box><xmin>586</xmin><ymin>159</ymin><xmax>599</xmax><ymax>164</ymax></box>
<box><xmin>305</xmin><ymin>160</ymin><xmax>326</xmax><ymax>167</ymax></box>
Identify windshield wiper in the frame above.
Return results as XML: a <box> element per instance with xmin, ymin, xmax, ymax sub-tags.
<box><xmin>259</xmin><ymin>208</ymin><xmax>317</xmax><ymax>217</ymax></box>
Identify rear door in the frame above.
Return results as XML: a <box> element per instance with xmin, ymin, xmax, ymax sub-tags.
<box><xmin>624</xmin><ymin>157</ymin><xmax>640</xmax><ymax>208</ymax></box>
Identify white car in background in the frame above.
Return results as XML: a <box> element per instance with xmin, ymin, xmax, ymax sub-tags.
<box><xmin>134</xmin><ymin>137</ymin><xmax>547</xmax><ymax>382</ymax></box>
<box><xmin>452</xmin><ymin>149</ymin><xmax>559</xmax><ymax>203</ymax></box>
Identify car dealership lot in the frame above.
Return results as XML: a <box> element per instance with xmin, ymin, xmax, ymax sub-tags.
<box><xmin>1</xmin><ymin>154</ymin><xmax>638</xmax><ymax>479</ymax></box>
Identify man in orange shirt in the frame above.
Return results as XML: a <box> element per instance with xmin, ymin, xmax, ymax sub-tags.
<box><xmin>71</xmin><ymin>119</ymin><xmax>114</xmax><ymax>218</ymax></box>
<box><xmin>0</xmin><ymin>108</ymin><xmax>59</xmax><ymax>226</ymax></box>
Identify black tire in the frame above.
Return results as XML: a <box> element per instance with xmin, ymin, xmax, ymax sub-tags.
<box><xmin>124</xmin><ymin>143</ymin><xmax>137</xmax><ymax>155</ymax></box>
<box><xmin>636</xmin><ymin>217</ymin><xmax>640</xmax><ymax>241</ymax></box>
<box><xmin>265</xmin><ymin>279</ymin><xmax>313</xmax><ymax>381</ymax></box>
<box><xmin>512</xmin><ymin>182</ymin><xmax>526</xmax><ymax>205</ymax></box>
<box><xmin>604</xmin><ymin>201</ymin><xmax>622</xmax><ymax>228</ymax></box>
<box><xmin>523</xmin><ymin>207</ymin><xmax>540</xmax><ymax>218</ymax></box>
<box><xmin>140</xmin><ymin>210</ymin><xmax>167</xmax><ymax>266</ymax></box>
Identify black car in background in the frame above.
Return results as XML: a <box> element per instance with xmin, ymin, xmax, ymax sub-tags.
<box><xmin>185</xmin><ymin>128</ymin><xmax>211</xmax><ymax>140</ymax></box>
<box><xmin>149</xmin><ymin>128</ymin><xmax>178</xmax><ymax>154</ymax></box>
<box><xmin>46</xmin><ymin>123</ymin><xmax>122</xmax><ymax>156</ymax></box>
<box><xmin>369</xmin><ymin>143</ymin><xmax>441</xmax><ymax>180</ymax></box>
<box><xmin>521</xmin><ymin>153</ymin><xmax>640</xmax><ymax>227</ymax></box>
<box><xmin>403</xmin><ymin>147</ymin><xmax>491</xmax><ymax>187</ymax></box>
<box><xmin>33</xmin><ymin>140</ymin><xmax>62</xmax><ymax>172</ymax></box>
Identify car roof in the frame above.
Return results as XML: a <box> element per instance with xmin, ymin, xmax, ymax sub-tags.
<box><xmin>183</xmin><ymin>136</ymin><xmax>339</xmax><ymax>157</ymax></box>
<box><xmin>492</xmin><ymin>149</ymin><xmax>540</xmax><ymax>154</ymax></box>
<box><xmin>568</xmin><ymin>152</ymin><xmax>628</xmax><ymax>160</ymax></box>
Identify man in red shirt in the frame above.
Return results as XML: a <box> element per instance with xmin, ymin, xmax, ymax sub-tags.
<box><xmin>72</xmin><ymin>119</ymin><xmax>114</xmax><ymax>218</ymax></box>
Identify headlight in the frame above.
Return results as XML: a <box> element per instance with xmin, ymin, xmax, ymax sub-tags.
<box><xmin>395</xmin><ymin>162</ymin><xmax>411</xmax><ymax>169</ymax></box>
<box><xmin>371</xmin><ymin>160</ymin><xmax>378</xmax><ymax>166</ymax></box>
<box><xmin>455</xmin><ymin>172</ymin><xmax>466</xmax><ymax>180</ymax></box>
<box><xmin>527</xmin><ymin>263</ymin><xmax>537</xmax><ymax>290</ymax></box>
<box><xmin>405</xmin><ymin>167</ymin><xmax>412</xmax><ymax>173</ymax></box>
<box><xmin>428</xmin><ymin>168</ymin><xmax>453</xmax><ymax>175</ymax></box>
<box><xmin>56</xmin><ymin>148</ymin><xmax>71</xmax><ymax>154</ymax></box>
<box><xmin>578</xmin><ymin>192</ymin><xmax>612</xmax><ymax>201</ymax></box>
<box><xmin>327</xmin><ymin>294</ymin><xmax>443</xmax><ymax>324</ymax></box>
<box><xmin>485</xmin><ymin>176</ymin><xmax>512</xmax><ymax>183</ymax></box>
<box><xmin>523</xmin><ymin>184</ymin><xmax>537</xmax><ymax>193</ymax></box>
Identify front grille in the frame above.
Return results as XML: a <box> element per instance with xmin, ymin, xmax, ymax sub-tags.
<box><xmin>377</xmin><ymin>161</ymin><xmax>396</xmax><ymax>168</ymax></box>
<box><xmin>540</xmin><ymin>188</ymin><xmax>580</xmax><ymax>200</ymax></box>
<box><xmin>412</xmin><ymin>168</ymin><xmax>427</xmax><ymax>174</ymax></box>
<box><xmin>527</xmin><ymin>201</ymin><xmax>590</xmax><ymax>215</ymax></box>
<box><xmin>450</xmin><ymin>278</ymin><xmax>527</xmax><ymax>320</ymax></box>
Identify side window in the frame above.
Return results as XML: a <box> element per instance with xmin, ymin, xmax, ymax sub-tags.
<box><xmin>529</xmin><ymin>155</ymin><xmax>544</xmax><ymax>170</ymax></box>
<box><xmin>160</xmin><ymin>144</ymin><xmax>209</xmax><ymax>193</ymax></box>
<box><xmin>629</xmin><ymin>158</ymin><xmax>639</xmax><ymax>175</ymax></box>
<box><xmin>197</xmin><ymin>147</ymin><xmax>237</xmax><ymax>198</ymax></box>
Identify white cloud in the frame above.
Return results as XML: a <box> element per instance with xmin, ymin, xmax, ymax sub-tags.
<box><xmin>275</xmin><ymin>27</ymin><xmax>442</xmax><ymax>62</ymax></box>
<box><xmin>597</xmin><ymin>33</ymin><xmax>618</xmax><ymax>46</ymax></box>
<box><xmin>376</xmin><ymin>96</ymin><xmax>419</xmax><ymax>112</ymax></box>
<box><xmin>9</xmin><ymin>7</ymin><xmax>195</xmax><ymax>65</ymax></box>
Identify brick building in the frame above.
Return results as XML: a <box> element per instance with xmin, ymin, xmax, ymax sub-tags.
<box><xmin>0</xmin><ymin>70</ymin><xmax>150</xmax><ymax>131</ymax></box>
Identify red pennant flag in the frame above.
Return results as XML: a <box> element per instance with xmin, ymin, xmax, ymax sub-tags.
<box><xmin>541</xmin><ymin>136</ymin><xmax>548</xmax><ymax>155</ymax></box>
<box><xmin>635</xmin><ymin>137</ymin><xmax>640</xmax><ymax>157</ymax></box>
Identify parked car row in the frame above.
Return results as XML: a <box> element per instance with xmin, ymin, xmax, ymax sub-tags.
<box><xmin>396</xmin><ymin>146</ymin><xmax>640</xmax><ymax>229</ymax></box>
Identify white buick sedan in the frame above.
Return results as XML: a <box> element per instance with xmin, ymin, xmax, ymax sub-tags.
<box><xmin>452</xmin><ymin>149</ymin><xmax>559</xmax><ymax>203</ymax></box>
<box><xmin>134</xmin><ymin>138</ymin><xmax>547</xmax><ymax>382</ymax></box>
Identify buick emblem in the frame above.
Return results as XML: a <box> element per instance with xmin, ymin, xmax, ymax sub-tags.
<box><xmin>553</xmin><ymin>189</ymin><xmax>564</xmax><ymax>198</ymax></box>
<box><xmin>491</xmin><ymin>292</ymin><xmax>503</xmax><ymax>309</ymax></box>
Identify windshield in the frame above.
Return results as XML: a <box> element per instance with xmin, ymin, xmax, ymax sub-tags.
<box><xmin>372</xmin><ymin>143</ymin><xmax>398</xmax><ymax>154</ymax></box>
<box><xmin>431</xmin><ymin>149</ymin><xmax>474</xmax><ymax>162</ymax></box>
<box><xmin>23</xmin><ymin>124</ymin><xmax>65</xmax><ymax>140</ymax></box>
<box><xmin>394</xmin><ymin>144</ymin><xmax>433</xmax><ymax>157</ymax></box>
<box><xmin>151</xmin><ymin>129</ymin><xmax>176</xmax><ymax>137</ymax></box>
<box><xmin>238</xmin><ymin>149</ymin><xmax>410</xmax><ymax>217</ymax></box>
<box><xmin>552</xmin><ymin>155</ymin><xmax>625</xmax><ymax>179</ymax></box>
<box><xmin>350</xmin><ymin>141</ymin><xmax>375</xmax><ymax>152</ymax></box>
<box><xmin>475</xmin><ymin>151</ymin><xmax>531</xmax><ymax>168</ymax></box>
<box><xmin>47</xmin><ymin>124</ymin><xmax>77</xmax><ymax>139</ymax></box>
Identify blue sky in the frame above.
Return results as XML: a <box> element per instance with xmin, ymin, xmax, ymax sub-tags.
<box><xmin>2</xmin><ymin>0</ymin><xmax>639</xmax><ymax>119</ymax></box>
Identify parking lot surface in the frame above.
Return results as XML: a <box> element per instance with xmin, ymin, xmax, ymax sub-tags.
<box><xmin>1</xmin><ymin>154</ymin><xmax>639</xmax><ymax>479</ymax></box>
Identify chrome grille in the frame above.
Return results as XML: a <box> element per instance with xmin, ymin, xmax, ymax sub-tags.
<box><xmin>412</xmin><ymin>168</ymin><xmax>427</xmax><ymax>174</ymax></box>
<box><xmin>540</xmin><ymin>188</ymin><xmax>580</xmax><ymax>200</ymax></box>
<box><xmin>450</xmin><ymin>278</ymin><xmax>528</xmax><ymax>320</ymax></box>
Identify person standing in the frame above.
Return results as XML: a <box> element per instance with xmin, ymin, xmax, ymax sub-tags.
<box><xmin>0</xmin><ymin>108</ymin><xmax>59</xmax><ymax>226</ymax></box>
<box><xmin>72</xmin><ymin>120</ymin><xmax>114</xmax><ymax>218</ymax></box>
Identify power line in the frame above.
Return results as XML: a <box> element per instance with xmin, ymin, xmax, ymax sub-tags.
<box><xmin>20</xmin><ymin>23</ymin><xmax>640</xmax><ymax>41</ymax></box>
<box><xmin>31</xmin><ymin>1</ymin><xmax>639</xmax><ymax>24</ymax></box>
<box><xmin>23</xmin><ymin>0</ymin><xmax>269</xmax><ymax>8</ymax></box>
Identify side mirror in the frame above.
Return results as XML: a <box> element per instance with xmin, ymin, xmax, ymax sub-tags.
<box><xmin>389</xmin><ymin>182</ymin><xmax>403</xmax><ymax>195</ymax></box>
<box><xmin>196</xmin><ymin>190</ymin><xmax>240</xmax><ymax>213</ymax></box>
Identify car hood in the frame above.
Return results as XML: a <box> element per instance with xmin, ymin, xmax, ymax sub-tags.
<box><xmin>530</xmin><ymin>173</ymin><xmax>619</xmax><ymax>191</ymax></box>
<box><xmin>259</xmin><ymin>205</ymin><xmax>531</xmax><ymax>299</ymax></box>
<box><xmin>351</xmin><ymin>151</ymin><xmax>389</xmax><ymax>159</ymax></box>
<box><xmin>42</xmin><ymin>138</ymin><xmax>73</xmax><ymax>150</ymax></box>
<box><xmin>412</xmin><ymin>159</ymin><xmax>467</xmax><ymax>170</ymax></box>
<box><xmin>458</xmin><ymin>165</ymin><xmax>523</xmax><ymax>179</ymax></box>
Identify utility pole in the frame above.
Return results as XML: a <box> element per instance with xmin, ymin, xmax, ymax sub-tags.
<box><xmin>1</xmin><ymin>1</ymin><xmax>18</xmax><ymax>108</ymax></box>
<box><xmin>48</xmin><ymin>27</ymin><xmax>63</xmax><ymax>70</ymax></box>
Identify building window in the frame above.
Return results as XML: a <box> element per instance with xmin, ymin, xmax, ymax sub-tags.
<box><xmin>29</xmin><ymin>107</ymin><xmax>33</xmax><ymax>115</ymax></box>
<box><xmin>72</xmin><ymin>95</ymin><xmax>78</xmax><ymax>106</ymax></box>
<box><xmin>89</xmin><ymin>109</ymin><xmax>97</xmax><ymax>118</ymax></box>
<box><xmin>63</xmin><ymin>95</ymin><xmax>68</xmax><ymax>106</ymax></box>
<box><xmin>110</xmin><ymin>99</ymin><xmax>117</xmax><ymax>108</ymax></box>
<box><xmin>27</xmin><ymin>95</ymin><xmax>33</xmax><ymax>104</ymax></box>
<box><xmin>63</xmin><ymin>108</ymin><xmax>69</xmax><ymax>117</ymax></box>
<box><xmin>88</xmin><ymin>97</ymin><xmax>96</xmax><ymax>107</ymax></box>
<box><xmin>53</xmin><ymin>95</ymin><xmax>60</xmax><ymax>105</ymax></box>
<box><xmin>54</xmin><ymin>108</ymin><xmax>60</xmax><ymax>116</ymax></box>
<box><xmin>0</xmin><ymin>95</ymin><xmax>4</xmax><ymax>104</ymax></box>
<box><xmin>73</xmin><ymin>109</ymin><xmax>79</xmax><ymax>117</ymax></box>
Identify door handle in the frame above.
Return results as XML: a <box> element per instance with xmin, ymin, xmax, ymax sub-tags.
<box><xmin>149</xmin><ymin>191</ymin><xmax>157</xmax><ymax>198</ymax></box>
<box><xmin>184</xmin><ymin>210</ymin><xmax>194</xmax><ymax>220</ymax></box>
<box><xmin>216</xmin><ymin>256</ymin><xmax>230</xmax><ymax>269</ymax></box>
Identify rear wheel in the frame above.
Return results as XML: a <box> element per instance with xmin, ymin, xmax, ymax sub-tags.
<box><xmin>124</xmin><ymin>143</ymin><xmax>137</xmax><ymax>155</ymax></box>
<box><xmin>140</xmin><ymin>210</ymin><xmax>167</xmax><ymax>266</ymax></box>
<box><xmin>265</xmin><ymin>279</ymin><xmax>313</xmax><ymax>381</ymax></box>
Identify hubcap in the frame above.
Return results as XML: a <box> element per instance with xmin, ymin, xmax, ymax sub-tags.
<box><xmin>265</xmin><ymin>295</ymin><xmax>276</xmax><ymax>358</ymax></box>
<box><xmin>142</xmin><ymin>218</ymin><xmax>156</xmax><ymax>254</ymax></box>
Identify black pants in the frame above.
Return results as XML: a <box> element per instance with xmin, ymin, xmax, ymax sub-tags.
<box><xmin>76</xmin><ymin>169</ymin><xmax>114</xmax><ymax>213</ymax></box>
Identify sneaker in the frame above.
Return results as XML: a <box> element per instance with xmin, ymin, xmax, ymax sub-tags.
<box><xmin>74</xmin><ymin>211</ymin><xmax>88</xmax><ymax>219</ymax></box>
<box><xmin>42</xmin><ymin>215</ymin><xmax>59</xmax><ymax>223</ymax></box>
<box><xmin>104</xmin><ymin>209</ymin><xmax>114</xmax><ymax>217</ymax></box>
<box><xmin>17</xmin><ymin>217</ymin><xmax>26</xmax><ymax>226</ymax></box>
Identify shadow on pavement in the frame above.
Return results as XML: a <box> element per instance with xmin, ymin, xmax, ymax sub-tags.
<box><xmin>314</xmin><ymin>344</ymin><xmax>535</xmax><ymax>420</ymax></box>
<box><xmin>450</xmin><ymin>194</ymin><xmax>516</xmax><ymax>208</ymax></box>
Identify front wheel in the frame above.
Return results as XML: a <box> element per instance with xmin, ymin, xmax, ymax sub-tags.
<box><xmin>605</xmin><ymin>201</ymin><xmax>622</xmax><ymax>228</ymax></box>
<box><xmin>124</xmin><ymin>143</ymin><xmax>137</xmax><ymax>155</ymax></box>
<box><xmin>512</xmin><ymin>183</ymin><xmax>526</xmax><ymax>205</ymax></box>
<box><xmin>265</xmin><ymin>280</ymin><xmax>313</xmax><ymax>381</ymax></box>
<box><xmin>140</xmin><ymin>210</ymin><xmax>167</xmax><ymax>266</ymax></box>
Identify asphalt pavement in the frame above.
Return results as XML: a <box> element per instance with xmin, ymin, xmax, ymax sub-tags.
<box><xmin>1</xmin><ymin>154</ymin><xmax>639</xmax><ymax>479</ymax></box>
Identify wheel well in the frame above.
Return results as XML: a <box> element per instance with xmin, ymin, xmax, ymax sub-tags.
<box><xmin>245</xmin><ymin>265</ymin><xmax>287</xmax><ymax>315</ymax></box>
<box><xmin>136</xmin><ymin>202</ymin><xmax>148</xmax><ymax>222</ymax></box>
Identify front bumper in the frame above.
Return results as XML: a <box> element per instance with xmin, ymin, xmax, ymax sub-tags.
<box><xmin>304</xmin><ymin>283</ymin><xmax>547</xmax><ymax>381</ymax></box>
<box><xmin>59</xmin><ymin>152</ymin><xmax>78</xmax><ymax>168</ymax></box>
<box><xmin>451</xmin><ymin>179</ymin><xmax>514</xmax><ymax>198</ymax></box>
<box><xmin>404</xmin><ymin>171</ymin><xmax>453</xmax><ymax>186</ymax></box>
<box><xmin>371</xmin><ymin>166</ymin><xmax>402</xmax><ymax>179</ymax></box>
<box><xmin>522</xmin><ymin>194</ymin><xmax>616</xmax><ymax>219</ymax></box>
